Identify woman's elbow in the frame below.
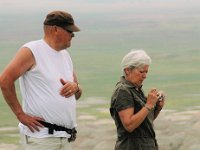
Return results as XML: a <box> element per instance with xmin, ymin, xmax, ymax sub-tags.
<box><xmin>123</xmin><ymin>123</ymin><xmax>136</xmax><ymax>133</ymax></box>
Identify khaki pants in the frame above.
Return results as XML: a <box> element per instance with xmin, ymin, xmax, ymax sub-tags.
<box><xmin>20</xmin><ymin>133</ymin><xmax>72</xmax><ymax>150</ymax></box>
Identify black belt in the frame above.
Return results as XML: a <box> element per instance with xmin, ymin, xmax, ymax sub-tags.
<box><xmin>38</xmin><ymin>120</ymin><xmax>77</xmax><ymax>142</ymax></box>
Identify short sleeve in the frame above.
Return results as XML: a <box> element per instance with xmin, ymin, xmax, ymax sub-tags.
<box><xmin>113</xmin><ymin>86</ymin><xmax>134</xmax><ymax>112</ymax></box>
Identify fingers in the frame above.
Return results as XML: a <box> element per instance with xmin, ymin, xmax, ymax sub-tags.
<box><xmin>62</xmin><ymin>90</ymin><xmax>74</xmax><ymax>98</ymax></box>
<box><xmin>27</xmin><ymin>120</ymin><xmax>41</xmax><ymax>132</ymax></box>
<box><xmin>147</xmin><ymin>88</ymin><xmax>160</xmax><ymax>106</ymax></box>
<box><xmin>151</xmin><ymin>88</ymin><xmax>157</xmax><ymax>92</ymax></box>
<box><xmin>150</xmin><ymin>88</ymin><xmax>159</xmax><ymax>99</ymax></box>
<box><xmin>18</xmin><ymin>114</ymin><xmax>45</xmax><ymax>133</ymax></box>
<box><xmin>29</xmin><ymin>117</ymin><xmax>45</xmax><ymax>132</ymax></box>
<box><xmin>34</xmin><ymin>117</ymin><xmax>45</xmax><ymax>127</ymax></box>
<box><xmin>60</xmin><ymin>78</ymin><xmax>66</xmax><ymax>85</ymax></box>
<box><xmin>147</xmin><ymin>88</ymin><xmax>165</xmax><ymax>111</ymax></box>
<box><xmin>60</xmin><ymin>84</ymin><xmax>72</xmax><ymax>97</ymax></box>
<box><xmin>60</xmin><ymin>80</ymin><xmax>77</xmax><ymax>98</ymax></box>
<box><xmin>151</xmin><ymin>88</ymin><xmax>165</xmax><ymax>100</ymax></box>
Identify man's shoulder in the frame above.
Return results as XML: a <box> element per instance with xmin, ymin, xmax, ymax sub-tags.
<box><xmin>21</xmin><ymin>39</ymin><xmax>45</xmax><ymax>53</ymax></box>
<box><xmin>23</xmin><ymin>39</ymin><xmax>43</xmax><ymax>47</ymax></box>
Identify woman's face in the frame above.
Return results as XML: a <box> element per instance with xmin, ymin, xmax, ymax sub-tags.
<box><xmin>125</xmin><ymin>65</ymin><xmax>149</xmax><ymax>87</ymax></box>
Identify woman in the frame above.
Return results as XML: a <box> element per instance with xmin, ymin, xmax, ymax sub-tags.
<box><xmin>110</xmin><ymin>50</ymin><xmax>165</xmax><ymax>150</ymax></box>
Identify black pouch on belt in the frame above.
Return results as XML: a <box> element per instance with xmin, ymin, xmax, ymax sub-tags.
<box><xmin>38</xmin><ymin>120</ymin><xmax>77</xmax><ymax>142</ymax></box>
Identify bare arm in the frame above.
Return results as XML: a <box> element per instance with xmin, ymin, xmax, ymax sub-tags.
<box><xmin>73</xmin><ymin>72</ymin><xmax>82</xmax><ymax>100</ymax></box>
<box><xmin>118</xmin><ymin>107</ymin><xmax>150</xmax><ymax>132</ymax></box>
<box><xmin>118</xmin><ymin>88</ymin><xmax>159</xmax><ymax>132</ymax></box>
<box><xmin>0</xmin><ymin>47</ymin><xmax>43</xmax><ymax>132</ymax></box>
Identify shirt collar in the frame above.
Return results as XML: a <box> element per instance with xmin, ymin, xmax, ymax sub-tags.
<box><xmin>120</xmin><ymin>76</ymin><xmax>143</xmax><ymax>90</ymax></box>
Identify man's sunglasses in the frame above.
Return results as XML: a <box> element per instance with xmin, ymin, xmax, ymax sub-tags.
<box><xmin>63</xmin><ymin>28</ymin><xmax>75</xmax><ymax>37</ymax></box>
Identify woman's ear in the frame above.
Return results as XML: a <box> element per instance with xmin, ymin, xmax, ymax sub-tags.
<box><xmin>124</xmin><ymin>68</ymin><xmax>130</xmax><ymax>76</ymax></box>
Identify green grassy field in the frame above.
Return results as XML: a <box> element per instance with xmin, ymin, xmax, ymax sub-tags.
<box><xmin>1</xmin><ymin>19</ymin><xmax>200</xmax><ymax>123</ymax></box>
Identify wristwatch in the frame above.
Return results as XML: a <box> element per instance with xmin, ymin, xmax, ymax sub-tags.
<box><xmin>75</xmin><ymin>83</ymin><xmax>80</xmax><ymax>93</ymax></box>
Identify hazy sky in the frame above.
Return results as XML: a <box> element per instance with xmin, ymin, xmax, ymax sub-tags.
<box><xmin>1</xmin><ymin>0</ymin><xmax>200</xmax><ymax>51</ymax></box>
<box><xmin>1</xmin><ymin>0</ymin><xmax>200</xmax><ymax>31</ymax></box>
<box><xmin>1</xmin><ymin>0</ymin><xmax>200</xmax><ymax>14</ymax></box>
<box><xmin>1</xmin><ymin>0</ymin><xmax>200</xmax><ymax>30</ymax></box>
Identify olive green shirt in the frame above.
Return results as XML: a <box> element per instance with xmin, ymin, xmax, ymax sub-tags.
<box><xmin>110</xmin><ymin>76</ymin><xmax>158</xmax><ymax>150</ymax></box>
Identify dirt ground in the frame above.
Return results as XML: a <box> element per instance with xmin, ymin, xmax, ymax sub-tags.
<box><xmin>0</xmin><ymin>98</ymin><xmax>200</xmax><ymax>150</ymax></box>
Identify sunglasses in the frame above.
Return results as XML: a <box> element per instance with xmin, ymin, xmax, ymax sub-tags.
<box><xmin>62</xmin><ymin>28</ymin><xmax>75</xmax><ymax>37</ymax></box>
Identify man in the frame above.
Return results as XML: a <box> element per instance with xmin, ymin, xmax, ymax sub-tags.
<box><xmin>0</xmin><ymin>10</ymin><xmax>82</xmax><ymax>150</ymax></box>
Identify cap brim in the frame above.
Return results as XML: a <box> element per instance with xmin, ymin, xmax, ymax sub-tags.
<box><xmin>66</xmin><ymin>25</ymin><xmax>80</xmax><ymax>32</ymax></box>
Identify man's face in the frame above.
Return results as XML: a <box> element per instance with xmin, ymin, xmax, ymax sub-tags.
<box><xmin>56</xmin><ymin>26</ymin><xmax>74</xmax><ymax>49</ymax></box>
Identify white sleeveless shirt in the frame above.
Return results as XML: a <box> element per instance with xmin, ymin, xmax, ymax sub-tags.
<box><xmin>19</xmin><ymin>39</ymin><xmax>76</xmax><ymax>138</ymax></box>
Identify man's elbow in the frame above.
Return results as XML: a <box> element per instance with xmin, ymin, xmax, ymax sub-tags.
<box><xmin>0</xmin><ymin>75</ymin><xmax>3</xmax><ymax>89</ymax></box>
<box><xmin>0</xmin><ymin>75</ymin><xmax>11</xmax><ymax>90</ymax></box>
